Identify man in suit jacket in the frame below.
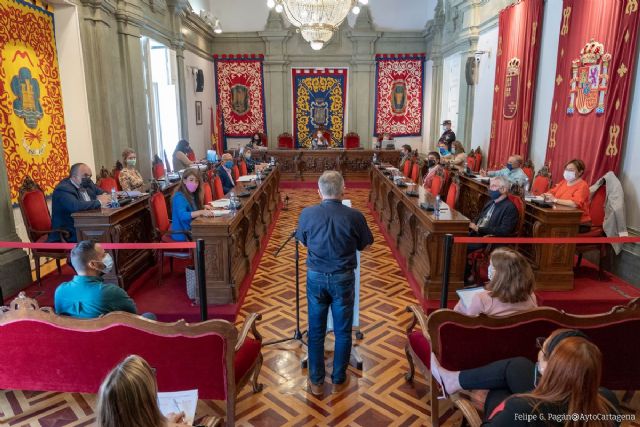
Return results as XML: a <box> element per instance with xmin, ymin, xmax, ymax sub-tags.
<box><xmin>218</xmin><ymin>153</ymin><xmax>236</xmax><ymax>194</ymax></box>
<box><xmin>49</xmin><ymin>163</ymin><xmax>110</xmax><ymax>242</ymax></box>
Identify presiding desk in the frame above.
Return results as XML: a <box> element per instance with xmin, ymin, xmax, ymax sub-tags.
<box><xmin>456</xmin><ymin>174</ymin><xmax>582</xmax><ymax>290</ymax></box>
<box><xmin>73</xmin><ymin>181</ymin><xmax>179</xmax><ymax>289</ymax></box>
<box><xmin>192</xmin><ymin>166</ymin><xmax>281</xmax><ymax>304</ymax></box>
<box><xmin>370</xmin><ymin>166</ymin><xmax>470</xmax><ymax>300</ymax></box>
<box><xmin>252</xmin><ymin>149</ymin><xmax>401</xmax><ymax>181</ymax></box>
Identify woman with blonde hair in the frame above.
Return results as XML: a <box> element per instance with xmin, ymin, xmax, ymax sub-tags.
<box><xmin>432</xmin><ymin>330</ymin><xmax>620</xmax><ymax>426</ymax></box>
<box><xmin>119</xmin><ymin>148</ymin><xmax>145</xmax><ymax>192</ymax></box>
<box><xmin>97</xmin><ymin>355</ymin><xmax>189</xmax><ymax>427</ymax></box>
<box><xmin>454</xmin><ymin>247</ymin><xmax>537</xmax><ymax>316</ymax></box>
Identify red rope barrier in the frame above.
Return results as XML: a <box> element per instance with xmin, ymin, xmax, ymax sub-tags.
<box><xmin>0</xmin><ymin>242</ymin><xmax>196</xmax><ymax>250</ymax></box>
<box><xmin>454</xmin><ymin>236</ymin><xmax>640</xmax><ymax>244</ymax></box>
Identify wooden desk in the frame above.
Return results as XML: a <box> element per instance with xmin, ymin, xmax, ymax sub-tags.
<box><xmin>457</xmin><ymin>174</ymin><xmax>582</xmax><ymax>290</ymax></box>
<box><xmin>370</xmin><ymin>167</ymin><xmax>470</xmax><ymax>300</ymax></box>
<box><xmin>252</xmin><ymin>149</ymin><xmax>401</xmax><ymax>181</ymax></box>
<box><xmin>192</xmin><ymin>167</ymin><xmax>281</xmax><ymax>304</ymax></box>
<box><xmin>73</xmin><ymin>182</ymin><xmax>178</xmax><ymax>289</ymax></box>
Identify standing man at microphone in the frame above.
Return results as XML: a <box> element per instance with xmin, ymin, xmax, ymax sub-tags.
<box><xmin>296</xmin><ymin>171</ymin><xmax>373</xmax><ymax>395</ymax></box>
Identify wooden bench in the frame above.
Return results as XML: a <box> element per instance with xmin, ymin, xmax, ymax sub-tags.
<box><xmin>404</xmin><ymin>298</ymin><xmax>640</xmax><ymax>427</ymax></box>
<box><xmin>0</xmin><ymin>293</ymin><xmax>264</xmax><ymax>426</ymax></box>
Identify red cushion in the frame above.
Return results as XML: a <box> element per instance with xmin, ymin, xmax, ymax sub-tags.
<box><xmin>430</xmin><ymin>175</ymin><xmax>443</xmax><ymax>196</ymax></box>
<box><xmin>187</xmin><ymin>151</ymin><xmax>196</xmax><ymax>161</ymax></box>
<box><xmin>213</xmin><ymin>176</ymin><xmax>224</xmax><ymax>200</ymax></box>
<box><xmin>239</xmin><ymin>161</ymin><xmax>248</xmax><ymax>177</ymax></box>
<box><xmin>523</xmin><ymin>167</ymin><xmax>534</xmax><ymax>183</ymax></box>
<box><xmin>113</xmin><ymin>170</ymin><xmax>122</xmax><ymax>191</ymax></box>
<box><xmin>153</xmin><ymin>163</ymin><xmax>165</xmax><ymax>180</ymax></box>
<box><xmin>278</xmin><ymin>134</ymin><xmax>294</xmax><ymax>149</ymax></box>
<box><xmin>232</xmin><ymin>165</ymin><xmax>240</xmax><ymax>181</ymax></box>
<box><xmin>203</xmin><ymin>182</ymin><xmax>213</xmax><ymax>205</ymax></box>
<box><xmin>22</xmin><ymin>190</ymin><xmax>52</xmax><ymax>233</ymax></box>
<box><xmin>446</xmin><ymin>183</ymin><xmax>458</xmax><ymax>209</ymax></box>
<box><xmin>403</xmin><ymin>160</ymin><xmax>412</xmax><ymax>177</ymax></box>
<box><xmin>590</xmin><ymin>185</ymin><xmax>606</xmax><ymax>227</ymax></box>
<box><xmin>410</xmin><ymin>163</ymin><xmax>420</xmax><ymax>183</ymax></box>
<box><xmin>531</xmin><ymin>176</ymin><xmax>550</xmax><ymax>196</ymax></box>
<box><xmin>234</xmin><ymin>337</ymin><xmax>261</xmax><ymax>384</ymax></box>
<box><xmin>345</xmin><ymin>134</ymin><xmax>360</xmax><ymax>149</ymax></box>
<box><xmin>0</xmin><ymin>320</ymin><xmax>230</xmax><ymax>400</ymax></box>
<box><xmin>98</xmin><ymin>177</ymin><xmax>118</xmax><ymax>193</ymax></box>
<box><xmin>408</xmin><ymin>330</ymin><xmax>430</xmax><ymax>367</ymax></box>
<box><xmin>151</xmin><ymin>193</ymin><xmax>170</xmax><ymax>232</ymax></box>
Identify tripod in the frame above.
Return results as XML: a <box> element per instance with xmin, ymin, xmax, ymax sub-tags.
<box><xmin>264</xmin><ymin>230</ymin><xmax>307</xmax><ymax>346</ymax></box>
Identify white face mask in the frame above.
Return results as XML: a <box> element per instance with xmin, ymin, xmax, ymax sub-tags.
<box><xmin>487</xmin><ymin>262</ymin><xmax>495</xmax><ymax>281</ymax></box>
<box><xmin>563</xmin><ymin>170</ymin><xmax>576</xmax><ymax>182</ymax></box>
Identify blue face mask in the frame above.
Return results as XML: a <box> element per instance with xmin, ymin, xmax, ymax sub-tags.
<box><xmin>439</xmin><ymin>147</ymin><xmax>449</xmax><ymax>156</ymax></box>
<box><xmin>489</xmin><ymin>189</ymin><xmax>502</xmax><ymax>200</ymax></box>
<box><xmin>224</xmin><ymin>160</ymin><xmax>234</xmax><ymax>169</ymax></box>
<box><xmin>506</xmin><ymin>163</ymin><xmax>513</xmax><ymax>171</ymax></box>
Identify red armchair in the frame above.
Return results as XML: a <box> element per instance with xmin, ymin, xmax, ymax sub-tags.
<box><xmin>239</xmin><ymin>160</ymin><xmax>248</xmax><ymax>176</ymax></box>
<box><xmin>473</xmin><ymin>148</ymin><xmax>482</xmax><ymax>172</ymax></box>
<box><xmin>17</xmin><ymin>176</ymin><xmax>69</xmax><ymax>285</ymax></box>
<box><xmin>531</xmin><ymin>166</ymin><xmax>551</xmax><ymax>196</ymax></box>
<box><xmin>97</xmin><ymin>166</ymin><xmax>118</xmax><ymax>193</ymax></box>
<box><xmin>522</xmin><ymin>160</ymin><xmax>534</xmax><ymax>184</ymax></box>
<box><xmin>152</xmin><ymin>154</ymin><xmax>166</xmax><ymax>180</ymax></box>
<box><xmin>446</xmin><ymin>176</ymin><xmax>460</xmax><ymax>210</ymax></box>
<box><xmin>0</xmin><ymin>293</ymin><xmax>264</xmax><ymax>426</ymax></box>
<box><xmin>112</xmin><ymin>161</ymin><xmax>123</xmax><ymax>191</ymax></box>
<box><xmin>576</xmin><ymin>184</ymin><xmax>607</xmax><ymax>276</ymax></box>
<box><xmin>410</xmin><ymin>162</ymin><xmax>420</xmax><ymax>183</ymax></box>
<box><xmin>402</xmin><ymin>160</ymin><xmax>412</xmax><ymax>177</ymax></box>
<box><xmin>277</xmin><ymin>132</ymin><xmax>294</xmax><ymax>149</ymax></box>
<box><xmin>344</xmin><ymin>132</ymin><xmax>360</xmax><ymax>149</ymax></box>
<box><xmin>148</xmin><ymin>191</ymin><xmax>192</xmax><ymax>284</ymax></box>
<box><xmin>212</xmin><ymin>175</ymin><xmax>225</xmax><ymax>200</ymax></box>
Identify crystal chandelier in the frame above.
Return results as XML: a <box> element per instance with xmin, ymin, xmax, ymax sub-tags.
<box><xmin>267</xmin><ymin>0</ymin><xmax>369</xmax><ymax>50</ymax></box>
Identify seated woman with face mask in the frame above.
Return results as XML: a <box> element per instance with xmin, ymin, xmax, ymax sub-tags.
<box><xmin>542</xmin><ymin>158</ymin><xmax>591</xmax><ymax>232</ymax></box>
<box><xmin>311</xmin><ymin>130</ymin><xmax>329</xmax><ymax>149</ymax></box>
<box><xmin>171</xmin><ymin>168</ymin><xmax>214</xmax><ymax>241</ymax></box>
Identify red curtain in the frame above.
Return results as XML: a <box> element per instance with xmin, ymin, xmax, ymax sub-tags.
<box><xmin>544</xmin><ymin>0</ymin><xmax>640</xmax><ymax>184</ymax></box>
<box><xmin>487</xmin><ymin>0</ymin><xmax>544</xmax><ymax>170</ymax></box>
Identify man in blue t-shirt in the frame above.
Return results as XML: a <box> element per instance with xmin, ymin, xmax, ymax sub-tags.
<box><xmin>296</xmin><ymin>171</ymin><xmax>373</xmax><ymax>396</ymax></box>
<box><xmin>55</xmin><ymin>240</ymin><xmax>139</xmax><ymax>319</ymax></box>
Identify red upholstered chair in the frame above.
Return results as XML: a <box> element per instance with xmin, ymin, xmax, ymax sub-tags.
<box><xmin>187</xmin><ymin>150</ymin><xmax>197</xmax><ymax>162</ymax></box>
<box><xmin>203</xmin><ymin>181</ymin><xmax>213</xmax><ymax>205</ymax></box>
<box><xmin>152</xmin><ymin>154</ymin><xmax>166</xmax><ymax>180</ymax></box>
<box><xmin>277</xmin><ymin>132</ymin><xmax>294</xmax><ymax>149</ymax></box>
<box><xmin>239</xmin><ymin>160</ymin><xmax>248</xmax><ymax>177</ymax></box>
<box><xmin>0</xmin><ymin>294</ymin><xmax>265</xmax><ymax>426</ymax></box>
<box><xmin>112</xmin><ymin>161</ymin><xmax>123</xmax><ymax>191</ymax></box>
<box><xmin>258</xmin><ymin>132</ymin><xmax>268</xmax><ymax>146</ymax></box>
<box><xmin>213</xmin><ymin>175</ymin><xmax>225</xmax><ymax>200</ymax></box>
<box><xmin>344</xmin><ymin>132</ymin><xmax>360</xmax><ymax>149</ymax></box>
<box><xmin>232</xmin><ymin>164</ymin><xmax>240</xmax><ymax>181</ymax></box>
<box><xmin>97</xmin><ymin>167</ymin><xmax>118</xmax><ymax>193</ymax></box>
<box><xmin>322</xmin><ymin>130</ymin><xmax>331</xmax><ymax>144</ymax></box>
<box><xmin>473</xmin><ymin>148</ymin><xmax>482</xmax><ymax>172</ymax></box>
<box><xmin>522</xmin><ymin>167</ymin><xmax>534</xmax><ymax>183</ymax></box>
<box><xmin>410</xmin><ymin>162</ymin><xmax>420</xmax><ymax>183</ymax></box>
<box><xmin>402</xmin><ymin>160</ymin><xmax>412</xmax><ymax>177</ymax></box>
<box><xmin>466</xmin><ymin>155</ymin><xmax>476</xmax><ymax>172</ymax></box>
<box><xmin>148</xmin><ymin>191</ymin><xmax>192</xmax><ymax>283</ymax></box>
<box><xmin>576</xmin><ymin>184</ymin><xmax>607</xmax><ymax>276</ymax></box>
<box><xmin>446</xmin><ymin>177</ymin><xmax>460</xmax><ymax>210</ymax></box>
<box><xmin>18</xmin><ymin>176</ymin><xmax>70</xmax><ymax>285</ymax></box>
<box><xmin>531</xmin><ymin>166</ymin><xmax>552</xmax><ymax>196</ymax></box>
<box><xmin>429</xmin><ymin>173</ymin><xmax>443</xmax><ymax>196</ymax></box>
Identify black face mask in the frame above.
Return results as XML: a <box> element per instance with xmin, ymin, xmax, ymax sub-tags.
<box><xmin>81</xmin><ymin>177</ymin><xmax>93</xmax><ymax>188</ymax></box>
<box><xmin>427</xmin><ymin>159</ymin><xmax>436</xmax><ymax>168</ymax></box>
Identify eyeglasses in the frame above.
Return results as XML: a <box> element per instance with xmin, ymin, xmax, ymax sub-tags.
<box><xmin>536</xmin><ymin>336</ymin><xmax>547</xmax><ymax>357</ymax></box>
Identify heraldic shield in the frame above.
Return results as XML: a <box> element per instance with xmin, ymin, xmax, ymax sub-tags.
<box><xmin>230</xmin><ymin>84</ymin><xmax>250</xmax><ymax>116</ymax></box>
<box><xmin>391</xmin><ymin>80</ymin><xmax>407</xmax><ymax>115</ymax></box>
<box><xmin>311</xmin><ymin>98</ymin><xmax>328</xmax><ymax>128</ymax></box>
<box><xmin>503</xmin><ymin>57</ymin><xmax>520</xmax><ymax>119</ymax></box>
<box><xmin>567</xmin><ymin>39</ymin><xmax>611</xmax><ymax>116</ymax></box>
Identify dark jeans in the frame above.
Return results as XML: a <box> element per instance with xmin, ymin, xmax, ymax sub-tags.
<box><xmin>306</xmin><ymin>269</ymin><xmax>355</xmax><ymax>385</ymax></box>
<box><xmin>459</xmin><ymin>357</ymin><xmax>536</xmax><ymax>416</ymax></box>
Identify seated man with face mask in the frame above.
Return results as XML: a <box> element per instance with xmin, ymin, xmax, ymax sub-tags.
<box><xmin>54</xmin><ymin>240</ymin><xmax>151</xmax><ymax>319</ymax></box>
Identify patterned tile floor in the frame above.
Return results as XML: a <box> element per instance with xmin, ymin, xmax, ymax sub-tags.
<box><xmin>2</xmin><ymin>188</ymin><xmax>639</xmax><ymax>426</ymax></box>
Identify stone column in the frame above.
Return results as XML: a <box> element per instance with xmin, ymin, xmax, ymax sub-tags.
<box><xmin>0</xmin><ymin>137</ymin><xmax>31</xmax><ymax>297</ymax></box>
<box><xmin>260</xmin><ymin>11</ymin><xmax>291</xmax><ymax>147</ymax></box>
<box><xmin>174</xmin><ymin>42</ymin><xmax>189</xmax><ymax>142</ymax></box>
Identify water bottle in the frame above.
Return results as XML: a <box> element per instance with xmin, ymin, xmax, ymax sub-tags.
<box><xmin>373</xmin><ymin>152</ymin><xmax>378</xmax><ymax>164</ymax></box>
<box><xmin>256</xmin><ymin>169</ymin><xmax>262</xmax><ymax>184</ymax></box>
<box><xmin>270</xmin><ymin>156</ymin><xmax>275</xmax><ymax>166</ymax></box>
<box><xmin>229</xmin><ymin>191</ymin><xmax>237</xmax><ymax>212</ymax></box>
<box><xmin>434</xmin><ymin>195</ymin><xmax>441</xmax><ymax>219</ymax></box>
<box><xmin>110</xmin><ymin>188</ymin><xmax>120</xmax><ymax>208</ymax></box>
<box><xmin>524</xmin><ymin>177</ymin><xmax>531</xmax><ymax>196</ymax></box>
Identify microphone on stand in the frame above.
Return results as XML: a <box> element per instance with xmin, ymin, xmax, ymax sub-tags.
<box><xmin>283</xmin><ymin>194</ymin><xmax>290</xmax><ymax>211</ymax></box>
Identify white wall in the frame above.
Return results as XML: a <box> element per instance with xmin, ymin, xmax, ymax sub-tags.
<box><xmin>421</xmin><ymin>59</ymin><xmax>434</xmax><ymax>153</ymax></box>
<box><xmin>13</xmin><ymin>0</ymin><xmax>95</xmax><ymax>244</ymax></box>
<box><xmin>183</xmin><ymin>50</ymin><xmax>215</xmax><ymax>159</ymax></box>
<box><xmin>470</xmin><ymin>25</ymin><xmax>499</xmax><ymax>162</ymax></box>
<box><xmin>441</xmin><ymin>52</ymin><xmax>462</xmax><ymax>135</ymax></box>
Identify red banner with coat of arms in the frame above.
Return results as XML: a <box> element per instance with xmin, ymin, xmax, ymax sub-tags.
<box><xmin>487</xmin><ymin>0</ymin><xmax>543</xmax><ymax>170</ymax></box>
<box><xmin>214</xmin><ymin>55</ymin><xmax>267</xmax><ymax>148</ymax></box>
<box><xmin>374</xmin><ymin>54</ymin><xmax>425</xmax><ymax>137</ymax></box>
<box><xmin>0</xmin><ymin>0</ymin><xmax>70</xmax><ymax>203</ymax></box>
<box><xmin>544</xmin><ymin>0</ymin><xmax>640</xmax><ymax>184</ymax></box>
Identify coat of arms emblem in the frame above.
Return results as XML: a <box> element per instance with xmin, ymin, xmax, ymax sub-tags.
<box><xmin>567</xmin><ymin>39</ymin><xmax>610</xmax><ymax>115</ymax></box>
<box><xmin>230</xmin><ymin>84</ymin><xmax>249</xmax><ymax>115</ymax></box>
<box><xmin>503</xmin><ymin>57</ymin><xmax>520</xmax><ymax>119</ymax></box>
<box><xmin>311</xmin><ymin>98</ymin><xmax>328</xmax><ymax>128</ymax></box>
<box><xmin>390</xmin><ymin>80</ymin><xmax>407</xmax><ymax>115</ymax></box>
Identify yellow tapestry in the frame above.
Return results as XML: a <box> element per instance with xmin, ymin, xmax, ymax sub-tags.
<box><xmin>0</xmin><ymin>0</ymin><xmax>69</xmax><ymax>203</ymax></box>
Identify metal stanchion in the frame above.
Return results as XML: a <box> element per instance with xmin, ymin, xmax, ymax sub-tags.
<box><xmin>196</xmin><ymin>239</ymin><xmax>208</xmax><ymax>321</ymax></box>
<box><xmin>440</xmin><ymin>233</ymin><xmax>454</xmax><ymax>309</ymax></box>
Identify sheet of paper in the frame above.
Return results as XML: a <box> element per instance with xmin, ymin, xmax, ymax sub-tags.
<box><xmin>210</xmin><ymin>199</ymin><xmax>230</xmax><ymax>208</ymax></box>
<box><xmin>157</xmin><ymin>389</ymin><xmax>198</xmax><ymax>424</ymax></box>
<box><xmin>342</xmin><ymin>199</ymin><xmax>352</xmax><ymax>208</ymax></box>
<box><xmin>213</xmin><ymin>209</ymin><xmax>231</xmax><ymax>216</ymax></box>
<box><xmin>237</xmin><ymin>175</ymin><xmax>257</xmax><ymax>182</ymax></box>
<box><xmin>456</xmin><ymin>286</ymin><xmax>484</xmax><ymax>309</ymax></box>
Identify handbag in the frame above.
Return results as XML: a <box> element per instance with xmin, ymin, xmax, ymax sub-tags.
<box><xmin>186</xmin><ymin>265</ymin><xmax>199</xmax><ymax>302</ymax></box>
